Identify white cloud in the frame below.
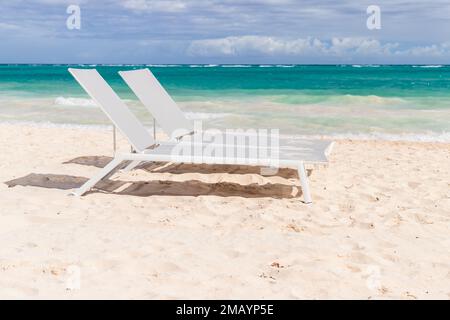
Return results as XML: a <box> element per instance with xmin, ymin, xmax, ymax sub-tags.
<box><xmin>187</xmin><ymin>35</ymin><xmax>450</xmax><ymax>60</ymax></box>
<box><xmin>34</xmin><ymin>0</ymin><xmax>88</xmax><ymax>4</ymax></box>
<box><xmin>0</xmin><ymin>22</ymin><xmax>19</xmax><ymax>30</ymax></box>
<box><xmin>121</xmin><ymin>0</ymin><xmax>187</xmax><ymax>12</ymax></box>
<box><xmin>188</xmin><ymin>36</ymin><xmax>402</xmax><ymax>57</ymax></box>
<box><xmin>329</xmin><ymin>38</ymin><xmax>399</xmax><ymax>56</ymax></box>
<box><xmin>390</xmin><ymin>42</ymin><xmax>450</xmax><ymax>57</ymax></box>
<box><xmin>407</xmin><ymin>43</ymin><xmax>450</xmax><ymax>57</ymax></box>
<box><xmin>188</xmin><ymin>36</ymin><xmax>328</xmax><ymax>56</ymax></box>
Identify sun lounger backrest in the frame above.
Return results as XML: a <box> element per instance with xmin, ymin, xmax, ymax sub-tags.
<box><xmin>119</xmin><ymin>69</ymin><xmax>194</xmax><ymax>139</ymax></box>
<box><xmin>69</xmin><ymin>68</ymin><xmax>154</xmax><ymax>152</ymax></box>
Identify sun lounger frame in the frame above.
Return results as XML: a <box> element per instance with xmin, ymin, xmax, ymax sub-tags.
<box><xmin>70</xmin><ymin>149</ymin><xmax>315</xmax><ymax>203</ymax></box>
<box><xmin>68</xmin><ymin>68</ymin><xmax>334</xmax><ymax>204</ymax></box>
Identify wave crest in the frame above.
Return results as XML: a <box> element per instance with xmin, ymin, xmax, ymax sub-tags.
<box><xmin>412</xmin><ymin>65</ymin><xmax>444</xmax><ymax>68</ymax></box>
<box><xmin>184</xmin><ymin>112</ymin><xmax>229</xmax><ymax>120</ymax></box>
<box><xmin>286</xmin><ymin>132</ymin><xmax>450</xmax><ymax>143</ymax></box>
<box><xmin>54</xmin><ymin>97</ymin><xmax>98</xmax><ymax>107</ymax></box>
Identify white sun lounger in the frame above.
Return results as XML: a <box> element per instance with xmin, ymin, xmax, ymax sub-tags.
<box><xmin>120</xmin><ymin>69</ymin><xmax>194</xmax><ymax>140</ymax></box>
<box><xmin>68</xmin><ymin>68</ymin><xmax>333</xmax><ymax>203</ymax></box>
<box><xmin>118</xmin><ymin>68</ymin><xmax>334</xmax><ymax>169</ymax></box>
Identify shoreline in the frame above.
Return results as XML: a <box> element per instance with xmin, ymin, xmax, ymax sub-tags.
<box><xmin>0</xmin><ymin>122</ymin><xmax>449</xmax><ymax>143</ymax></box>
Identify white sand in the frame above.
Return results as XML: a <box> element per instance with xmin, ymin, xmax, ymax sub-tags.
<box><xmin>0</xmin><ymin>124</ymin><xmax>449</xmax><ymax>299</ymax></box>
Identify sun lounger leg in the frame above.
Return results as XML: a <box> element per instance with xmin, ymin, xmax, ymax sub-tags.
<box><xmin>71</xmin><ymin>157</ymin><xmax>123</xmax><ymax>196</ymax></box>
<box><xmin>298</xmin><ymin>162</ymin><xmax>312</xmax><ymax>204</ymax></box>
<box><xmin>122</xmin><ymin>160</ymin><xmax>142</xmax><ymax>172</ymax></box>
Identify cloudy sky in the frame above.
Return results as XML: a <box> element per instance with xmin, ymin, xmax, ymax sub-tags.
<box><xmin>1</xmin><ymin>0</ymin><xmax>450</xmax><ymax>64</ymax></box>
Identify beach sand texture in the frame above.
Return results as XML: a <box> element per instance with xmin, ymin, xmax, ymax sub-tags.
<box><xmin>0</xmin><ymin>124</ymin><xmax>449</xmax><ymax>299</ymax></box>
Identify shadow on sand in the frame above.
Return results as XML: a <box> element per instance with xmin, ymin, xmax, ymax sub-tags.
<box><xmin>63</xmin><ymin>156</ymin><xmax>303</xmax><ymax>179</ymax></box>
<box><xmin>5</xmin><ymin>156</ymin><xmax>311</xmax><ymax>199</ymax></box>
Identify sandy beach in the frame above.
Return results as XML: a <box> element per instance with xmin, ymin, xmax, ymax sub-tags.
<box><xmin>0</xmin><ymin>123</ymin><xmax>449</xmax><ymax>299</ymax></box>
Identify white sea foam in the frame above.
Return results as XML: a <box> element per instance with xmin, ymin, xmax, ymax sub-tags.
<box><xmin>330</xmin><ymin>94</ymin><xmax>406</xmax><ymax>106</ymax></box>
<box><xmin>54</xmin><ymin>97</ymin><xmax>98</xmax><ymax>107</ymax></box>
<box><xmin>284</xmin><ymin>131</ymin><xmax>450</xmax><ymax>143</ymax></box>
<box><xmin>146</xmin><ymin>64</ymin><xmax>180</xmax><ymax>67</ymax></box>
<box><xmin>351</xmin><ymin>64</ymin><xmax>381</xmax><ymax>68</ymax></box>
<box><xmin>188</xmin><ymin>64</ymin><xmax>219</xmax><ymax>67</ymax></box>
<box><xmin>184</xmin><ymin>112</ymin><xmax>229</xmax><ymax>120</ymax></box>
<box><xmin>1</xmin><ymin>120</ymin><xmax>448</xmax><ymax>143</ymax></box>
<box><xmin>412</xmin><ymin>65</ymin><xmax>444</xmax><ymax>68</ymax></box>
<box><xmin>221</xmin><ymin>65</ymin><xmax>251</xmax><ymax>68</ymax></box>
<box><xmin>100</xmin><ymin>64</ymin><xmax>132</xmax><ymax>67</ymax></box>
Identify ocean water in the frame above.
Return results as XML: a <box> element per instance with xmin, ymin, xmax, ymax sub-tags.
<box><xmin>0</xmin><ymin>64</ymin><xmax>449</xmax><ymax>141</ymax></box>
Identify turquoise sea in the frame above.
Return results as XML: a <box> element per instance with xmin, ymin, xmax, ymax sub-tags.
<box><xmin>0</xmin><ymin>64</ymin><xmax>449</xmax><ymax>141</ymax></box>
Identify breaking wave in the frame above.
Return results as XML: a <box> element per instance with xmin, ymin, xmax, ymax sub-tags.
<box><xmin>184</xmin><ymin>112</ymin><xmax>229</xmax><ymax>120</ymax></box>
<box><xmin>54</xmin><ymin>97</ymin><xmax>98</xmax><ymax>107</ymax></box>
